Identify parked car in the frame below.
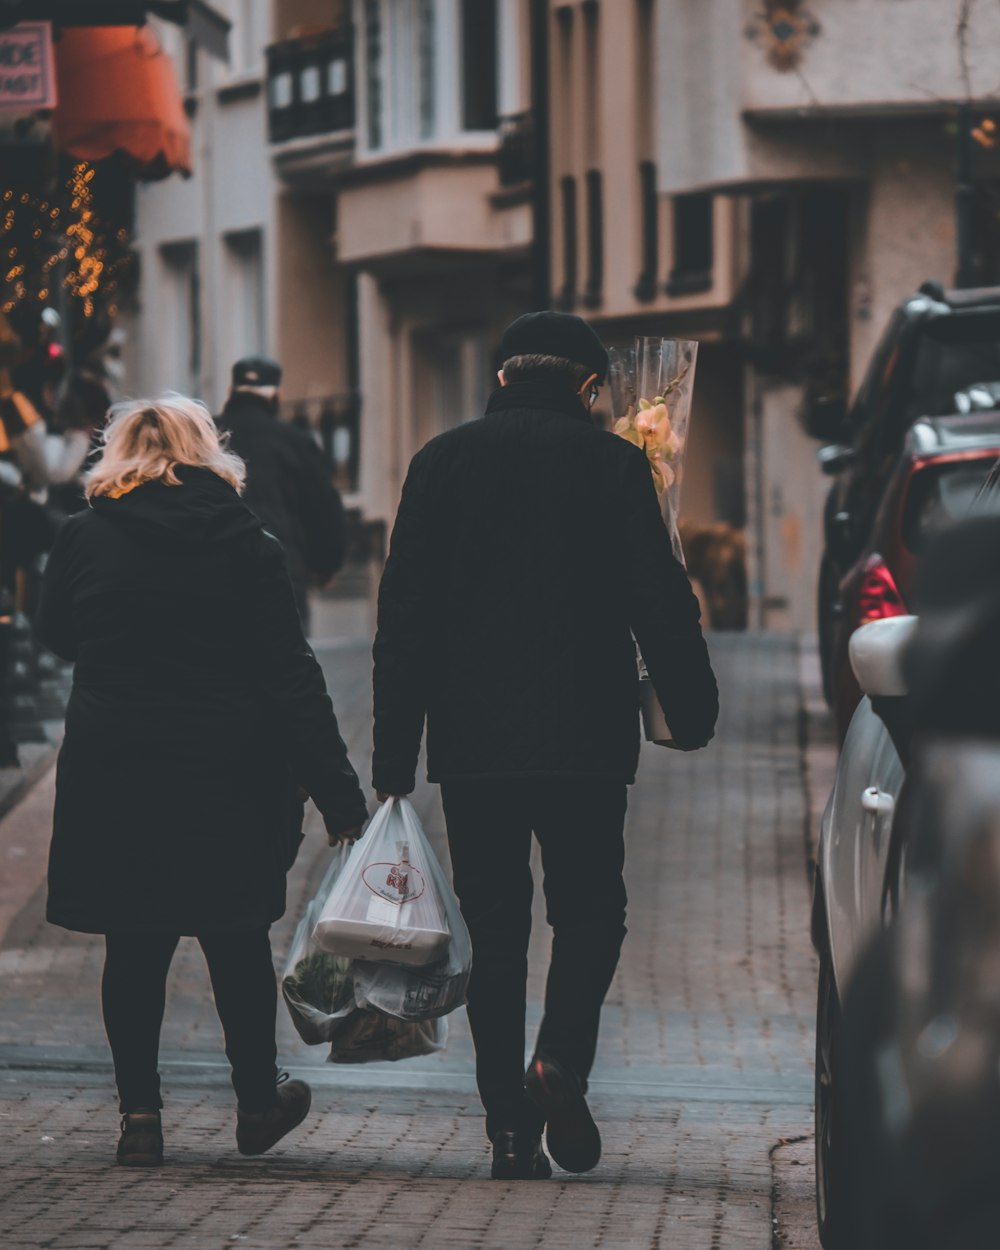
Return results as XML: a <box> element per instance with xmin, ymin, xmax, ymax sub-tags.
<box><xmin>836</xmin><ymin>744</ymin><xmax>1000</xmax><ymax>1250</ymax></box>
<box><xmin>813</xmin><ymin>616</ymin><xmax>912</xmax><ymax>1249</ymax></box>
<box><xmin>813</xmin><ymin>280</ymin><xmax>1000</xmax><ymax>705</ymax></box>
<box><xmin>812</xmin><ymin>501</ymin><xmax>1000</xmax><ymax>1249</ymax></box>
<box><xmin>828</xmin><ymin>412</ymin><xmax>1000</xmax><ymax>740</ymax></box>
<box><xmin>818</xmin><ymin>512</ymin><xmax>1000</xmax><ymax>1250</ymax></box>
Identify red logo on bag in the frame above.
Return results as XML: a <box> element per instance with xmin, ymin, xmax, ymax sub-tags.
<box><xmin>387</xmin><ymin>864</ymin><xmax>409</xmax><ymax>894</ymax></box>
<box><xmin>362</xmin><ymin>861</ymin><xmax>426</xmax><ymax>905</ymax></box>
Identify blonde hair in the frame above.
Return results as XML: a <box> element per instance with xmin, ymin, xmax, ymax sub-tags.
<box><xmin>85</xmin><ymin>393</ymin><xmax>246</xmax><ymax>500</ymax></box>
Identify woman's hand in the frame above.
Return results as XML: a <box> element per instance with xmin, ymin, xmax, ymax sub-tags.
<box><xmin>327</xmin><ymin>824</ymin><xmax>364</xmax><ymax>848</ymax></box>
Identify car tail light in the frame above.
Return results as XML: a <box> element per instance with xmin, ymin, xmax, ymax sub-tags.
<box><xmin>857</xmin><ymin>554</ymin><xmax>906</xmax><ymax>623</ymax></box>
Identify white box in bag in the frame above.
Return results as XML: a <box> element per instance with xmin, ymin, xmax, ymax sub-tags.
<box><xmin>313</xmin><ymin>801</ymin><xmax>451</xmax><ymax>966</ymax></box>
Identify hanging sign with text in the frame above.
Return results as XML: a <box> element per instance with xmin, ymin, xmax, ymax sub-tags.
<box><xmin>0</xmin><ymin>23</ymin><xmax>57</xmax><ymax>111</ymax></box>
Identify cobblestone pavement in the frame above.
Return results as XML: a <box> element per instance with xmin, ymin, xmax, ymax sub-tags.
<box><xmin>0</xmin><ymin>621</ymin><xmax>821</xmax><ymax>1250</ymax></box>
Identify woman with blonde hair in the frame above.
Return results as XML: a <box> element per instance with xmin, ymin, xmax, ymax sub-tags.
<box><xmin>38</xmin><ymin>394</ymin><xmax>368</xmax><ymax>1166</ymax></box>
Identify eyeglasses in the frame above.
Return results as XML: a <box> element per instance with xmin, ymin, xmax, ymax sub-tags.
<box><xmin>578</xmin><ymin>375</ymin><xmax>601</xmax><ymax>409</ymax></box>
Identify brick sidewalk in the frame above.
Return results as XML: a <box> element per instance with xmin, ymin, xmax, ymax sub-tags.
<box><xmin>0</xmin><ymin>631</ymin><xmax>819</xmax><ymax>1250</ymax></box>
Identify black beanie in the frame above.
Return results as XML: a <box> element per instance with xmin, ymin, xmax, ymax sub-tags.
<box><xmin>500</xmin><ymin>311</ymin><xmax>609</xmax><ymax>384</ymax></box>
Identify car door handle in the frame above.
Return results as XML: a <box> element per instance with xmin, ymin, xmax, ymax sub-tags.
<box><xmin>861</xmin><ymin>787</ymin><xmax>895</xmax><ymax>853</ymax></box>
<box><xmin>861</xmin><ymin>788</ymin><xmax>895</xmax><ymax>816</ymax></box>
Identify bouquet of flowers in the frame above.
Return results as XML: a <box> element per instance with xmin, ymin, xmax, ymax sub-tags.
<box><xmin>609</xmin><ymin>337</ymin><xmax>699</xmax><ymax>743</ymax></box>
<box><xmin>609</xmin><ymin>337</ymin><xmax>698</xmax><ymax>562</ymax></box>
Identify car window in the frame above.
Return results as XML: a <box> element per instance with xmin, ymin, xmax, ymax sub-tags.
<box><xmin>902</xmin><ymin>458</ymin><xmax>999</xmax><ymax>551</ymax></box>
<box><xmin>847</xmin><ymin>310</ymin><xmax>905</xmax><ymax>435</ymax></box>
<box><xmin>904</xmin><ymin>321</ymin><xmax>1000</xmax><ymax>424</ymax></box>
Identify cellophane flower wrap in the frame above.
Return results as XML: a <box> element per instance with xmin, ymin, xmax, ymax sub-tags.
<box><xmin>608</xmin><ymin>338</ymin><xmax>698</xmax><ymax>564</ymax></box>
<box><xmin>609</xmin><ymin>338</ymin><xmax>699</xmax><ymax>745</ymax></box>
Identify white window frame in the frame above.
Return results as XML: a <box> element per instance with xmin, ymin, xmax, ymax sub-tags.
<box><xmin>357</xmin><ymin>0</ymin><xmax>503</xmax><ymax>157</ymax></box>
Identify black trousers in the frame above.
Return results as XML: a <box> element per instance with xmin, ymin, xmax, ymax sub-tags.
<box><xmin>102</xmin><ymin>928</ymin><xmax>279</xmax><ymax>1113</ymax></box>
<box><xmin>440</xmin><ymin>777</ymin><xmax>628</xmax><ymax>1139</ymax></box>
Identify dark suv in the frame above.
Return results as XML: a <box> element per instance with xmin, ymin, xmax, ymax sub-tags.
<box><xmin>814</xmin><ymin>280</ymin><xmax>1000</xmax><ymax>703</ymax></box>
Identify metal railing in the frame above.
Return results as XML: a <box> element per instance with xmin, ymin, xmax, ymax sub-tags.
<box><xmin>266</xmin><ymin>27</ymin><xmax>355</xmax><ymax>144</ymax></box>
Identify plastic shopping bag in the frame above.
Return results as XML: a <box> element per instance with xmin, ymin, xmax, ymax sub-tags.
<box><xmin>281</xmin><ymin>845</ymin><xmax>447</xmax><ymax>1061</ymax></box>
<box><xmin>325</xmin><ymin>1008</ymin><xmax>446</xmax><ymax>1064</ymax></box>
<box><xmin>313</xmin><ymin>798</ymin><xmax>456</xmax><ymax>967</ymax></box>
<box><xmin>282</xmin><ymin>845</ymin><xmax>356</xmax><ymax>1045</ymax></box>
<box><xmin>351</xmin><ymin>804</ymin><xmax>471</xmax><ymax>1020</ymax></box>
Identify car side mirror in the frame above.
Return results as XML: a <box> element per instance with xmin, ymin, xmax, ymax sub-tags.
<box><xmin>803</xmin><ymin>395</ymin><xmax>848</xmax><ymax>443</ymax></box>
<box><xmin>818</xmin><ymin>444</ymin><xmax>856</xmax><ymax>476</ymax></box>
<box><xmin>849</xmin><ymin>616</ymin><xmax>918</xmax><ymax>697</ymax></box>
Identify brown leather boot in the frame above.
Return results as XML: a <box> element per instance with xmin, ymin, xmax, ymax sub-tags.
<box><xmin>235</xmin><ymin>1078</ymin><xmax>311</xmax><ymax>1156</ymax></box>
<box><xmin>116</xmin><ymin>1110</ymin><xmax>164</xmax><ymax>1167</ymax></box>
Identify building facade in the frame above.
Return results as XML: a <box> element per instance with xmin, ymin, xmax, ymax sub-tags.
<box><xmin>124</xmin><ymin>1</ymin><xmax>275</xmax><ymax>415</ymax></box>
<box><xmin>127</xmin><ymin>0</ymin><xmax>1000</xmax><ymax>631</ymax></box>
<box><xmin>543</xmin><ymin>0</ymin><xmax>1000</xmax><ymax>630</ymax></box>
<box><xmin>130</xmin><ymin>0</ymin><xmax>533</xmax><ymax>517</ymax></box>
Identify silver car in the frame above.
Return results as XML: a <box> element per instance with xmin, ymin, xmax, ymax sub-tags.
<box><xmin>812</xmin><ymin>615</ymin><xmax>915</xmax><ymax>1248</ymax></box>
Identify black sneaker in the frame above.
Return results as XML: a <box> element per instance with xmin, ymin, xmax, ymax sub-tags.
<box><xmin>525</xmin><ymin>1056</ymin><xmax>601</xmax><ymax>1173</ymax></box>
<box><xmin>235</xmin><ymin>1077</ymin><xmax>311</xmax><ymax>1157</ymax></box>
<box><xmin>116</xmin><ymin>1110</ymin><xmax>164</xmax><ymax>1167</ymax></box>
<box><xmin>490</xmin><ymin>1130</ymin><xmax>552</xmax><ymax>1180</ymax></box>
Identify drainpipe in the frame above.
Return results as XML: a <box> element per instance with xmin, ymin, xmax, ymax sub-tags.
<box><xmin>955</xmin><ymin>102</ymin><xmax>977</xmax><ymax>289</ymax></box>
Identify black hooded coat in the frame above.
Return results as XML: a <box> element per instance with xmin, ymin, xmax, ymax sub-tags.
<box><xmin>38</xmin><ymin>467</ymin><xmax>368</xmax><ymax>935</ymax></box>
<box><xmin>217</xmin><ymin>392</ymin><xmax>347</xmax><ymax>604</ymax></box>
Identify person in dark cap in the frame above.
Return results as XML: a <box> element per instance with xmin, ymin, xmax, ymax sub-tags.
<box><xmin>218</xmin><ymin>356</ymin><xmax>347</xmax><ymax>628</ymax></box>
<box><xmin>372</xmin><ymin>311</ymin><xmax>718</xmax><ymax>1179</ymax></box>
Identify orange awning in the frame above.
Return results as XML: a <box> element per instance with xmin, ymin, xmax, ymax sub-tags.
<box><xmin>52</xmin><ymin>26</ymin><xmax>192</xmax><ymax>180</ymax></box>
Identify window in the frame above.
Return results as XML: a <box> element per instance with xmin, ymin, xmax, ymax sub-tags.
<box><xmin>635</xmin><ymin>160</ymin><xmax>658</xmax><ymax>301</ymax></box>
<box><xmin>160</xmin><ymin>242</ymin><xmax>201</xmax><ymax>398</ymax></box>
<box><xmin>582</xmin><ymin>0</ymin><xmax>598</xmax><ymax>163</ymax></box>
<box><xmin>583</xmin><ymin>168</ymin><xmax>603</xmax><ymax>308</ymax></box>
<box><xmin>224</xmin><ymin>229</ymin><xmax>265</xmax><ymax>362</ymax></box>
<box><xmin>904</xmin><ymin>317</ymin><xmax>1000</xmax><ymax>423</ymax></box>
<box><xmin>634</xmin><ymin>0</ymin><xmax>653</xmax><ymax>157</ymax></box>
<box><xmin>364</xmin><ymin>0</ymin><xmax>383</xmax><ymax>149</ymax></box>
<box><xmin>558</xmin><ymin>174</ymin><xmax>578</xmax><ymax>309</ymax></box>
<box><xmin>462</xmin><ymin>0</ymin><xmax>498</xmax><ymax>131</ymax></box>
<box><xmin>365</xmin><ymin>0</ymin><xmax>437</xmax><ymax>150</ymax></box>
<box><xmin>230</xmin><ymin>0</ymin><xmax>260</xmax><ymax>76</ymax></box>
<box><xmin>668</xmin><ymin>193</ymin><xmax>714</xmax><ymax>296</ymax></box>
<box><xmin>633</xmin><ymin>1</ymin><xmax>657</xmax><ymax>299</ymax></box>
<box><xmin>184</xmin><ymin>35</ymin><xmax>199</xmax><ymax>94</ymax></box>
<box><xmin>362</xmin><ymin>0</ymin><xmax>499</xmax><ymax>152</ymax></box>
<box><xmin>555</xmin><ymin>6</ymin><xmax>573</xmax><ymax>159</ymax></box>
<box><xmin>417</xmin><ymin>0</ymin><xmax>436</xmax><ymax>139</ymax></box>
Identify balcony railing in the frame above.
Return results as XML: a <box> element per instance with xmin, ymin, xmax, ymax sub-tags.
<box><xmin>267</xmin><ymin>28</ymin><xmax>355</xmax><ymax>145</ymax></box>
<box><xmin>497</xmin><ymin>110</ymin><xmax>534</xmax><ymax>187</ymax></box>
<box><xmin>281</xmin><ymin>392</ymin><xmax>361</xmax><ymax>494</ymax></box>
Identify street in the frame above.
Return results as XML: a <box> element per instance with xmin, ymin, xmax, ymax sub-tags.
<box><xmin>0</xmin><ymin>620</ymin><xmax>822</xmax><ymax>1250</ymax></box>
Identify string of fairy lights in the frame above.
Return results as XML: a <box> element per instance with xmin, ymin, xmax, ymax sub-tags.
<box><xmin>1</xmin><ymin>161</ymin><xmax>129</xmax><ymax>322</ymax></box>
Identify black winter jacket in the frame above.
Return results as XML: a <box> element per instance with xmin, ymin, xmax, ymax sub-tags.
<box><xmin>38</xmin><ymin>467</ymin><xmax>368</xmax><ymax>935</ymax></box>
<box><xmin>371</xmin><ymin>381</ymin><xmax>719</xmax><ymax>795</ymax></box>
<box><xmin>218</xmin><ymin>393</ymin><xmax>347</xmax><ymax>593</ymax></box>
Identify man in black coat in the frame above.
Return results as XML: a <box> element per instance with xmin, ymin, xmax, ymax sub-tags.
<box><xmin>372</xmin><ymin>311</ymin><xmax>718</xmax><ymax>1179</ymax></box>
<box><xmin>218</xmin><ymin>356</ymin><xmax>347</xmax><ymax>628</ymax></box>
